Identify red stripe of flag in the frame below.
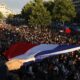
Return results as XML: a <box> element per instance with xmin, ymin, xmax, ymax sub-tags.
<box><xmin>4</xmin><ymin>42</ymin><xmax>37</xmax><ymax>59</ymax></box>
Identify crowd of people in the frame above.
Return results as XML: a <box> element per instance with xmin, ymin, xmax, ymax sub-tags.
<box><xmin>18</xmin><ymin>51</ymin><xmax>80</xmax><ymax>80</ymax></box>
<box><xmin>0</xmin><ymin>23</ymin><xmax>80</xmax><ymax>80</ymax></box>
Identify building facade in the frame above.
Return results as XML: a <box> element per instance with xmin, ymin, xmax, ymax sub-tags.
<box><xmin>0</xmin><ymin>4</ymin><xmax>14</xmax><ymax>18</ymax></box>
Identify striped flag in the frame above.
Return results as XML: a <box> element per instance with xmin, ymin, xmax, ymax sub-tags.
<box><xmin>4</xmin><ymin>42</ymin><xmax>80</xmax><ymax>63</ymax></box>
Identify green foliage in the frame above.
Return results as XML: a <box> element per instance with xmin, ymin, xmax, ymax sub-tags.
<box><xmin>7</xmin><ymin>14</ymin><xmax>14</xmax><ymax>19</ymax></box>
<box><xmin>21</xmin><ymin>0</ymin><xmax>76</xmax><ymax>27</ymax></box>
<box><xmin>34</xmin><ymin>0</ymin><xmax>43</xmax><ymax>3</ymax></box>
<box><xmin>0</xmin><ymin>12</ymin><xmax>4</xmax><ymax>19</ymax></box>
<box><xmin>53</xmin><ymin>0</ymin><xmax>76</xmax><ymax>22</ymax></box>
<box><xmin>21</xmin><ymin>1</ymin><xmax>33</xmax><ymax>21</ymax></box>
<box><xmin>28</xmin><ymin>0</ymin><xmax>51</xmax><ymax>27</ymax></box>
<box><xmin>44</xmin><ymin>1</ymin><xmax>54</xmax><ymax>16</ymax></box>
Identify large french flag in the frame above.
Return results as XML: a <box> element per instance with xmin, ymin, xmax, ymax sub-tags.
<box><xmin>4</xmin><ymin>42</ymin><xmax>80</xmax><ymax>63</ymax></box>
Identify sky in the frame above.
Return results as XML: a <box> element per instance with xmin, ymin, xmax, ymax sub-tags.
<box><xmin>0</xmin><ymin>0</ymin><xmax>31</xmax><ymax>14</ymax></box>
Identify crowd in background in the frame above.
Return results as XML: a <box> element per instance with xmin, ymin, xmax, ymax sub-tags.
<box><xmin>0</xmin><ymin>23</ymin><xmax>80</xmax><ymax>52</ymax></box>
<box><xmin>0</xmin><ymin>23</ymin><xmax>80</xmax><ymax>80</ymax></box>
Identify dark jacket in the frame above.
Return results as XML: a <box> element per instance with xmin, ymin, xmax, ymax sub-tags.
<box><xmin>0</xmin><ymin>62</ymin><xmax>8</xmax><ymax>79</ymax></box>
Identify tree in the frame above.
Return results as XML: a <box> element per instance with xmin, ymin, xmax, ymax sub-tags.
<box><xmin>8</xmin><ymin>14</ymin><xmax>14</xmax><ymax>19</ymax></box>
<box><xmin>52</xmin><ymin>0</ymin><xmax>76</xmax><ymax>25</ymax></box>
<box><xmin>28</xmin><ymin>0</ymin><xmax>51</xmax><ymax>28</ymax></box>
<box><xmin>0</xmin><ymin>12</ymin><xmax>4</xmax><ymax>19</ymax></box>
<box><xmin>34</xmin><ymin>0</ymin><xmax>43</xmax><ymax>3</ymax></box>
<box><xmin>21</xmin><ymin>1</ymin><xmax>33</xmax><ymax>22</ymax></box>
<box><xmin>44</xmin><ymin>0</ymin><xmax>54</xmax><ymax>16</ymax></box>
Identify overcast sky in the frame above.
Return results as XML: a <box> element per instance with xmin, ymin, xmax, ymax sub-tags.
<box><xmin>0</xmin><ymin>0</ymin><xmax>31</xmax><ymax>14</ymax></box>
